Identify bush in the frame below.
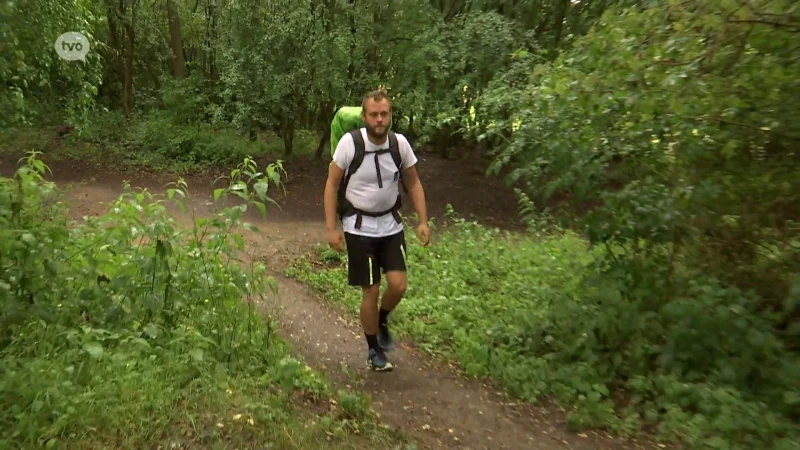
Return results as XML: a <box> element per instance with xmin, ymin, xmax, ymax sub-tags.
<box><xmin>466</xmin><ymin>1</ymin><xmax>799</xmax><ymax>447</ymax></box>
<box><xmin>0</xmin><ymin>153</ymin><xmax>389</xmax><ymax>448</ymax></box>
<box><xmin>58</xmin><ymin>108</ymin><xmax>320</xmax><ymax>174</ymax></box>
<box><xmin>123</xmin><ymin>110</ymin><xmax>273</xmax><ymax>173</ymax></box>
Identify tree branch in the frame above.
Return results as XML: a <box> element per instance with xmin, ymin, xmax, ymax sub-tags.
<box><xmin>698</xmin><ymin>115</ymin><xmax>770</xmax><ymax>132</ymax></box>
<box><xmin>728</xmin><ymin>19</ymin><xmax>800</xmax><ymax>31</ymax></box>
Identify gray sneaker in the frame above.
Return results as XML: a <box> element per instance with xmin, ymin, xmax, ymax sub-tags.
<box><xmin>367</xmin><ymin>347</ymin><xmax>394</xmax><ymax>371</ymax></box>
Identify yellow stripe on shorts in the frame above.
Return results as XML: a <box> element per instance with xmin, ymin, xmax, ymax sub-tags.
<box><xmin>368</xmin><ymin>256</ymin><xmax>373</xmax><ymax>285</ymax></box>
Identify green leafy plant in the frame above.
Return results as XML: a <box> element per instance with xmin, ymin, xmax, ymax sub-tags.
<box><xmin>0</xmin><ymin>152</ymin><xmax>404</xmax><ymax>448</ymax></box>
<box><xmin>466</xmin><ymin>1</ymin><xmax>800</xmax><ymax>448</ymax></box>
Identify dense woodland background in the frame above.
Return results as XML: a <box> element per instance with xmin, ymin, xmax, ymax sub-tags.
<box><xmin>1</xmin><ymin>0</ymin><xmax>799</xmax><ymax>449</ymax></box>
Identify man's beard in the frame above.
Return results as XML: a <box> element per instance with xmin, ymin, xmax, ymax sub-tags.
<box><xmin>365</xmin><ymin>123</ymin><xmax>388</xmax><ymax>141</ymax></box>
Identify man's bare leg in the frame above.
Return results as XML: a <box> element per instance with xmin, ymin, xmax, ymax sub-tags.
<box><xmin>378</xmin><ymin>271</ymin><xmax>407</xmax><ymax>350</ymax></box>
<box><xmin>361</xmin><ymin>283</ymin><xmax>393</xmax><ymax>371</ymax></box>
<box><xmin>360</xmin><ymin>283</ymin><xmax>380</xmax><ymax>335</ymax></box>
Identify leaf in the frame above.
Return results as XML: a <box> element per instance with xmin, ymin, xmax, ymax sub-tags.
<box><xmin>255</xmin><ymin>201</ymin><xmax>266</xmax><ymax>219</ymax></box>
<box><xmin>269</xmin><ymin>170</ymin><xmax>280</xmax><ymax>185</ymax></box>
<box><xmin>189</xmin><ymin>349</ymin><xmax>204</xmax><ymax>362</ymax></box>
<box><xmin>162</xmin><ymin>240</ymin><xmax>173</xmax><ymax>257</ymax></box>
<box><xmin>254</xmin><ymin>180</ymin><xmax>269</xmax><ymax>201</ymax></box>
<box><xmin>266</xmin><ymin>276</ymin><xmax>278</xmax><ymax>294</ymax></box>
<box><xmin>143</xmin><ymin>322</ymin><xmax>161</xmax><ymax>339</ymax></box>
<box><xmin>45</xmin><ymin>259</ymin><xmax>58</xmax><ymax>276</ymax></box>
<box><xmin>83</xmin><ymin>341</ymin><xmax>104</xmax><ymax>359</ymax></box>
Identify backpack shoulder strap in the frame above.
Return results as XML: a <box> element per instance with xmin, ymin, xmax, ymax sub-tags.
<box><xmin>387</xmin><ymin>131</ymin><xmax>401</xmax><ymax>169</ymax></box>
<box><xmin>387</xmin><ymin>131</ymin><xmax>407</xmax><ymax>194</ymax></box>
<box><xmin>345</xmin><ymin>128</ymin><xmax>366</xmax><ymax>181</ymax></box>
<box><xmin>337</xmin><ymin>129</ymin><xmax>366</xmax><ymax>221</ymax></box>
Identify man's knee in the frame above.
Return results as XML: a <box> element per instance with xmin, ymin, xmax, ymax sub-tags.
<box><xmin>386</xmin><ymin>271</ymin><xmax>407</xmax><ymax>296</ymax></box>
<box><xmin>361</xmin><ymin>283</ymin><xmax>380</xmax><ymax>302</ymax></box>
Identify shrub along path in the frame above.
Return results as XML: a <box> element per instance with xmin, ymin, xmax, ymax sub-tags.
<box><xmin>0</xmin><ymin>152</ymin><xmax>659</xmax><ymax>450</ymax></box>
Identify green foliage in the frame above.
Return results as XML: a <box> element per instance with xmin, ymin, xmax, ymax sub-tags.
<box><xmin>1</xmin><ymin>0</ymin><xmax>623</xmax><ymax>159</ymax></box>
<box><xmin>0</xmin><ymin>126</ymin><xmax>55</xmax><ymax>157</ymax></box>
<box><xmin>467</xmin><ymin>0</ymin><xmax>800</xmax><ymax>447</ymax></box>
<box><xmin>481</xmin><ymin>0</ymin><xmax>800</xmax><ymax>298</ymax></box>
<box><xmin>0</xmin><ymin>0</ymin><xmax>103</xmax><ymax>127</ymax></box>
<box><xmin>292</xmin><ymin>205</ymin><xmax>800</xmax><ymax>449</ymax></box>
<box><xmin>123</xmin><ymin>110</ymin><xmax>274</xmax><ymax>173</ymax></box>
<box><xmin>385</xmin><ymin>9</ymin><xmax>529</xmax><ymax>150</ymax></box>
<box><xmin>50</xmin><ymin>109</ymin><xmax>293</xmax><ymax>174</ymax></box>
<box><xmin>0</xmin><ymin>153</ymin><xmax>399</xmax><ymax>448</ymax></box>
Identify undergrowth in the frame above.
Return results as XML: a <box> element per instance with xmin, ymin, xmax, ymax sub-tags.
<box><xmin>288</xmin><ymin>205</ymin><xmax>800</xmax><ymax>450</ymax></box>
<box><xmin>0</xmin><ymin>152</ymin><xmax>411</xmax><ymax>449</ymax></box>
<box><xmin>64</xmin><ymin>110</ymin><xmax>319</xmax><ymax>174</ymax></box>
<box><xmin>1</xmin><ymin>110</ymin><xmax>319</xmax><ymax>176</ymax></box>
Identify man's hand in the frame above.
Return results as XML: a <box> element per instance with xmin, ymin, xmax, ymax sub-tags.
<box><xmin>327</xmin><ymin>228</ymin><xmax>345</xmax><ymax>252</ymax></box>
<box><xmin>416</xmin><ymin>223</ymin><xmax>431</xmax><ymax>246</ymax></box>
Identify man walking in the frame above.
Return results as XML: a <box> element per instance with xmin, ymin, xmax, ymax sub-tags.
<box><xmin>323</xmin><ymin>89</ymin><xmax>430</xmax><ymax>371</ymax></box>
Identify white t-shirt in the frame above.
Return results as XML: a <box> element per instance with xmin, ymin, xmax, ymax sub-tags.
<box><xmin>332</xmin><ymin>128</ymin><xmax>418</xmax><ymax>237</ymax></box>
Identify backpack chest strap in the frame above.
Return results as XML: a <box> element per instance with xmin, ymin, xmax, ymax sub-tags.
<box><xmin>369</xmin><ymin>148</ymin><xmax>391</xmax><ymax>188</ymax></box>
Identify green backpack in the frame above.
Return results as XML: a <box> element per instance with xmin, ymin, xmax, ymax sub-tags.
<box><xmin>329</xmin><ymin>106</ymin><xmax>404</xmax><ymax>229</ymax></box>
<box><xmin>329</xmin><ymin>106</ymin><xmax>394</xmax><ymax>156</ymax></box>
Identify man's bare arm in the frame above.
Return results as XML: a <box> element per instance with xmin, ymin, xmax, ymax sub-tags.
<box><xmin>402</xmin><ymin>165</ymin><xmax>428</xmax><ymax>225</ymax></box>
<box><xmin>324</xmin><ymin>162</ymin><xmax>345</xmax><ymax>230</ymax></box>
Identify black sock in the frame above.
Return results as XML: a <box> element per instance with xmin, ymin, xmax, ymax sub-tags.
<box><xmin>379</xmin><ymin>308</ymin><xmax>391</xmax><ymax>327</ymax></box>
<box><xmin>365</xmin><ymin>333</ymin><xmax>379</xmax><ymax>350</ymax></box>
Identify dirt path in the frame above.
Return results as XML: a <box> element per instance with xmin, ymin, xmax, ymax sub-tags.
<box><xmin>259</xmin><ymin>272</ymin><xmax>610</xmax><ymax>450</ymax></box>
<box><xmin>2</xmin><ymin>154</ymin><xmax>657</xmax><ymax>450</ymax></box>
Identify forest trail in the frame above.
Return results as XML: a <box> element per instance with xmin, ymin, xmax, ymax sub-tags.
<box><xmin>1</xmin><ymin>154</ymin><xmax>651</xmax><ymax>450</ymax></box>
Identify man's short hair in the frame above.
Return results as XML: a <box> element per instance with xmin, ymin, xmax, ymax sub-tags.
<box><xmin>361</xmin><ymin>89</ymin><xmax>391</xmax><ymax>109</ymax></box>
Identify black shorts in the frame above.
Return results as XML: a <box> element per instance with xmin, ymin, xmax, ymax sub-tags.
<box><xmin>344</xmin><ymin>230</ymin><xmax>407</xmax><ymax>287</ymax></box>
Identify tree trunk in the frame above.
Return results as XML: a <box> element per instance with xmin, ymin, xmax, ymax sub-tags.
<box><xmin>551</xmin><ymin>0</ymin><xmax>570</xmax><ymax>50</ymax></box>
<box><xmin>347</xmin><ymin>0</ymin><xmax>358</xmax><ymax>91</ymax></box>
<box><xmin>314</xmin><ymin>101</ymin><xmax>335</xmax><ymax>159</ymax></box>
<box><xmin>106</xmin><ymin>0</ymin><xmax>135</xmax><ymax>118</ymax></box>
<box><xmin>281</xmin><ymin>116</ymin><xmax>295</xmax><ymax>156</ymax></box>
<box><xmin>249</xmin><ymin>121</ymin><xmax>258</xmax><ymax>142</ymax></box>
<box><xmin>105</xmin><ymin>1</ymin><xmax>125</xmax><ymax>96</ymax></box>
<box><xmin>205</xmin><ymin>0</ymin><xmax>217</xmax><ymax>78</ymax></box>
<box><xmin>122</xmin><ymin>0</ymin><xmax>135</xmax><ymax>117</ymax></box>
<box><xmin>167</xmin><ymin>0</ymin><xmax>187</xmax><ymax>78</ymax></box>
